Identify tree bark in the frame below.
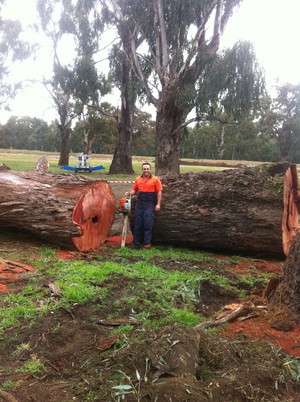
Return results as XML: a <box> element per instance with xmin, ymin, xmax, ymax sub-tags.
<box><xmin>275</xmin><ymin>232</ymin><xmax>300</xmax><ymax>320</ymax></box>
<box><xmin>108</xmin><ymin>11</ymin><xmax>135</xmax><ymax>175</ymax></box>
<box><xmin>58</xmin><ymin>126</ymin><xmax>72</xmax><ymax>166</ymax></box>
<box><xmin>155</xmin><ymin>85</ymin><xmax>189</xmax><ymax>175</ymax></box>
<box><xmin>0</xmin><ymin>171</ymin><xmax>116</xmax><ymax>252</ymax></box>
<box><xmin>148</xmin><ymin>163</ymin><xmax>300</xmax><ymax>258</ymax></box>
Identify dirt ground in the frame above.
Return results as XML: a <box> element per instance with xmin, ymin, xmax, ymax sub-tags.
<box><xmin>0</xmin><ymin>182</ymin><xmax>300</xmax><ymax>401</ymax></box>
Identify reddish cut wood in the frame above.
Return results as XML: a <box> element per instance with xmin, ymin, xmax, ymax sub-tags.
<box><xmin>72</xmin><ymin>181</ymin><xmax>116</xmax><ymax>251</ymax></box>
<box><xmin>0</xmin><ymin>171</ymin><xmax>116</xmax><ymax>252</ymax></box>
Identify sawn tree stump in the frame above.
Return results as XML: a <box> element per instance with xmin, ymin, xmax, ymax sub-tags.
<box><xmin>148</xmin><ymin>163</ymin><xmax>300</xmax><ymax>258</ymax></box>
<box><xmin>0</xmin><ymin>170</ymin><xmax>116</xmax><ymax>252</ymax></box>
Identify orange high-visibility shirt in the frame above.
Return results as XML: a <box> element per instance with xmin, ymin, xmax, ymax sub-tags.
<box><xmin>132</xmin><ymin>175</ymin><xmax>162</xmax><ymax>193</ymax></box>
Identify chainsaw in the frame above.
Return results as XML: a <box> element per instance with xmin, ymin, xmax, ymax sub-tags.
<box><xmin>118</xmin><ymin>196</ymin><xmax>131</xmax><ymax>214</ymax></box>
<box><xmin>118</xmin><ymin>196</ymin><xmax>131</xmax><ymax>248</ymax></box>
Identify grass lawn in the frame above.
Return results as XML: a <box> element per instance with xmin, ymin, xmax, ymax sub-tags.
<box><xmin>0</xmin><ymin>149</ymin><xmax>248</xmax><ymax>179</ymax></box>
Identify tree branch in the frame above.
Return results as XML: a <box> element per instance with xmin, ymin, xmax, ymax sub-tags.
<box><xmin>153</xmin><ymin>0</ymin><xmax>169</xmax><ymax>83</ymax></box>
<box><xmin>171</xmin><ymin>116</ymin><xmax>208</xmax><ymax>136</ymax></box>
<box><xmin>177</xmin><ymin>0</ymin><xmax>218</xmax><ymax>80</ymax></box>
<box><xmin>108</xmin><ymin>0</ymin><xmax>158</xmax><ymax>107</ymax></box>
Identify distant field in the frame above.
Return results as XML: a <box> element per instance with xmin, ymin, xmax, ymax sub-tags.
<box><xmin>0</xmin><ymin>148</ymin><xmax>268</xmax><ymax>179</ymax></box>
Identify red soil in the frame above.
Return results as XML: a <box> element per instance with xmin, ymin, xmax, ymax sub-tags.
<box><xmin>105</xmin><ymin>234</ymin><xmax>133</xmax><ymax>244</ymax></box>
<box><xmin>221</xmin><ymin>259</ymin><xmax>300</xmax><ymax>358</ymax></box>
<box><xmin>223</xmin><ymin>317</ymin><xmax>300</xmax><ymax>357</ymax></box>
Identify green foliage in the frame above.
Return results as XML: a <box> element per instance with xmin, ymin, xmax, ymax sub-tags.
<box><xmin>258</xmin><ymin>84</ymin><xmax>300</xmax><ymax>162</ymax></box>
<box><xmin>197</xmin><ymin>41</ymin><xmax>265</xmax><ymax>120</ymax></box>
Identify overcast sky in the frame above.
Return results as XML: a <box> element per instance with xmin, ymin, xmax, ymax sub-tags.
<box><xmin>1</xmin><ymin>0</ymin><xmax>300</xmax><ymax>124</ymax></box>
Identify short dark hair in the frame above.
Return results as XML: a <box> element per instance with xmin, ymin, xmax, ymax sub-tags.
<box><xmin>142</xmin><ymin>162</ymin><xmax>151</xmax><ymax>168</ymax></box>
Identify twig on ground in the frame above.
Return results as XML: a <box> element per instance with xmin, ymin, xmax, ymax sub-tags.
<box><xmin>194</xmin><ymin>304</ymin><xmax>253</xmax><ymax>330</ymax></box>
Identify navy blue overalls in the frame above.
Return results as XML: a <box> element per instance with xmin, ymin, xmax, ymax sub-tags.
<box><xmin>133</xmin><ymin>192</ymin><xmax>157</xmax><ymax>247</ymax></box>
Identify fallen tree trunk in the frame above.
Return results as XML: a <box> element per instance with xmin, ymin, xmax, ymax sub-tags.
<box><xmin>0</xmin><ymin>170</ymin><xmax>116</xmax><ymax>252</ymax></box>
<box><xmin>148</xmin><ymin>163</ymin><xmax>299</xmax><ymax>258</ymax></box>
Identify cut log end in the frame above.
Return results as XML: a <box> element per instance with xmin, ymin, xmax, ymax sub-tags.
<box><xmin>35</xmin><ymin>156</ymin><xmax>49</xmax><ymax>173</ymax></box>
<box><xmin>72</xmin><ymin>182</ymin><xmax>116</xmax><ymax>252</ymax></box>
<box><xmin>282</xmin><ymin>165</ymin><xmax>300</xmax><ymax>255</ymax></box>
<box><xmin>0</xmin><ymin>170</ymin><xmax>116</xmax><ymax>252</ymax></box>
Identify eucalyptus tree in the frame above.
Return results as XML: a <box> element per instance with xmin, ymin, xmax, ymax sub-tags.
<box><xmin>100</xmin><ymin>0</ymin><xmax>146</xmax><ymax>174</ymax></box>
<box><xmin>192</xmin><ymin>41</ymin><xmax>265</xmax><ymax>159</ymax></box>
<box><xmin>106</xmin><ymin>0</ymin><xmax>252</xmax><ymax>174</ymax></box>
<box><xmin>107</xmin><ymin>35</ymin><xmax>136</xmax><ymax>174</ymax></box>
<box><xmin>0</xmin><ymin>0</ymin><xmax>32</xmax><ymax>108</ymax></box>
<box><xmin>0</xmin><ymin>116</ymin><xmax>50</xmax><ymax>150</ymax></box>
<box><xmin>37</xmin><ymin>0</ymin><xmax>111</xmax><ymax>166</ymax></box>
<box><xmin>72</xmin><ymin>102</ymin><xmax>119</xmax><ymax>154</ymax></box>
<box><xmin>259</xmin><ymin>84</ymin><xmax>300</xmax><ymax>162</ymax></box>
<box><xmin>37</xmin><ymin>0</ymin><xmax>77</xmax><ymax>165</ymax></box>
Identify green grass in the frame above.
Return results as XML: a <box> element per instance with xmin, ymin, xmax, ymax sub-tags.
<box><xmin>0</xmin><ymin>243</ymin><xmax>272</xmax><ymax>338</ymax></box>
<box><xmin>0</xmin><ymin>149</ymin><xmax>233</xmax><ymax>177</ymax></box>
<box><xmin>114</xmin><ymin>245</ymin><xmax>214</xmax><ymax>262</ymax></box>
<box><xmin>17</xmin><ymin>358</ymin><xmax>46</xmax><ymax>377</ymax></box>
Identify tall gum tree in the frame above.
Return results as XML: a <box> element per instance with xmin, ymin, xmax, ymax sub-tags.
<box><xmin>37</xmin><ymin>0</ymin><xmax>111</xmax><ymax>166</ymax></box>
<box><xmin>102</xmin><ymin>0</ymin><xmax>142</xmax><ymax>175</ymax></box>
<box><xmin>259</xmin><ymin>84</ymin><xmax>300</xmax><ymax>162</ymax></box>
<box><xmin>108</xmin><ymin>0</ymin><xmax>244</xmax><ymax>175</ymax></box>
<box><xmin>37</xmin><ymin>0</ymin><xmax>76</xmax><ymax>166</ymax></box>
<box><xmin>107</xmin><ymin>34</ymin><xmax>136</xmax><ymax>175</ymax></box>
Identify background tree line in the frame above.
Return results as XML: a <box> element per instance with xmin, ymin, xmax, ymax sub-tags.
<box><xmin>1</xmin><ymin>0</ymin><xmax>300</xmax><ymax>171</ymax></box>
<box><xmin>1</xmin><ymin>82</ymin><xmax>300</xmax><ymax>163</ymax></box>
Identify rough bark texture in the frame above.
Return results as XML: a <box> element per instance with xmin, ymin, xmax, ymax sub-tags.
<box><xmin>58</xmin><ymin>126</ymin><xmax>72</xmax><ymax>166</ymax></box>
<box><xmin>276</xmin><ymin>232</ymin><xmax>300</xmax><ymax>320</ymax></box>
<box><xmin>0</xmin><ymin>171</ymin><xmax>116</xmax><ymax>252</ymax></box>
<box><xmin>149</xmin><ymin>163</ymin><xmax>299</xmax><ymax>258</ymax></box>
<box><xmin>155</xmin><ymin>85</ymin><xmax>189</xmax><ymax>175</ymax></box>
<box><xmin>108</xmin><ymin>19</ymin><xmax>135</xmax><ymax>175</ymax></box>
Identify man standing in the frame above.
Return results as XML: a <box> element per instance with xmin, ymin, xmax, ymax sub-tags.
<box><xmin>125</xmin><ymin>162</ymin><xmax>162</xmax><ymax>249</ymax></box>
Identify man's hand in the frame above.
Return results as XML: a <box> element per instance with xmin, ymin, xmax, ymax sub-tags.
<box><xmin>155</xmin><ymin>204</ymin><xmax>160</xmax><ymax>211</ymax></box>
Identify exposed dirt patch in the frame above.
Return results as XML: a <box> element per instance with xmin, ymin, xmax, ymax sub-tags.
<box><xmin>0</xmin><ymin>231</ymin><xmax>300</xmax><ymax>401</ymax></box>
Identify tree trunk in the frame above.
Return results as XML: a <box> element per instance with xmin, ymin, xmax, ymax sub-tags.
<box><xmin>0</xmin><ymin>171</ymin><xmax>116</xmax><ymax>252</ymax></box>
<box><xmin>274</xmin><ymin>231</ymin><xmax>300</xmax><ymax>320</ymax></box>
<box><xmin>149</xmin><ymin>163</ymin><xmax>300</xmax><ymax>258</ymax></box>
<box><xmin>58</xmin><ymin>126</ymin><xmax>72</xmax><ymax>166</ymax></box>
<box><xmin>108</xmin><ymin>22</ymin><xmax>135</xmax><ymax>175</ymax></box>
<box><xmin>155</xmin><ymin>85</ymin><xmax>189</xmax><ymax>175</ymax></box>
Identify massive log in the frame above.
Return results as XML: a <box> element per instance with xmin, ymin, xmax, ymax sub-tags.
<box><xmin>149</xmin><ymin>163</ymin><xmax>300</xmax><ymax>258</ymax></box>
<box><xmin>0</xmin><ymin>170</ymin><xmax>116</xmax><ymax>252</ymax></box>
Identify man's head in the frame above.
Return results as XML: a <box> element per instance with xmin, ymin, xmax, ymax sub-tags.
<box><xmin>142</xmin><ymin>162</ymin><xmax>151</xmax><ymax>177</ymax></box>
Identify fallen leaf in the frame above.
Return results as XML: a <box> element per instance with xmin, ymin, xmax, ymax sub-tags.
<box><xmin>48</xmin><ymin>283</ymin><xmax>61</xmax><ymax>294</ymax></box>
<box><xmin>97</xmin><ymin>333</ymin><xmax>120</xmax><ymax>352</ymax></box>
